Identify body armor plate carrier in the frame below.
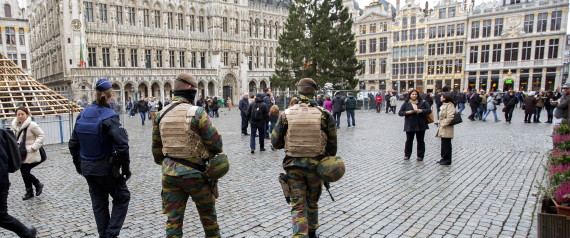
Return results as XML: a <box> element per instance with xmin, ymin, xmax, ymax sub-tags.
<box><xmin>284</xmin><ymin>103</ymin><xmax>327</xmax><ymax>157</ymax></box>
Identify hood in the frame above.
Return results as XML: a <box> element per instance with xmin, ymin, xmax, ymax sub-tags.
<box><xmin>347</xmin><ymin>95</ymin><xmax>355</xmax><ymax>99</ymax></box>
<box><xmin>255</xmin><ymin>93</ymin><xmax>264</xmax><ymax>102</ymax></box>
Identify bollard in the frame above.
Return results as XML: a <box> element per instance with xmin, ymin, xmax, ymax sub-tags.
<box><xmin>58</xmin><ymin>115</ymin><xmax>64</xmax><ymax>144</ymax></box>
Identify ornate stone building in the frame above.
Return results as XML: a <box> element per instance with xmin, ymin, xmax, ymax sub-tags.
<box><xmin>27</xmin><ymin>0</ymin><xmax>288</xmax><ymax>103</ymax></box>
<box><xmin>0</xmin><ymin>0</ymin><xmax>31</xmax><ymax>76</ymax></box>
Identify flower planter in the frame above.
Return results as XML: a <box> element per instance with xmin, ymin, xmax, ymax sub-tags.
<box><xmin>538</xmin><ymin>198</ymin><xmax>570</xmax><ymax>238</ymax></box>
<box><xmin>553</xmin><ymin>199</ymin><xmax>570</xmax><ymax>216</ymax></box>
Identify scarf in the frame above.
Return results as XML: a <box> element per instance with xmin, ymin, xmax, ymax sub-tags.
<box><xmin>409</xmin><ymin>99</ymin><xmax>419</xmax><ymax>111</ymax></box>
<box><xmin>173</xmin><ymin>90</ymin><xmax>197</xmax><ymax>103</ymax></box>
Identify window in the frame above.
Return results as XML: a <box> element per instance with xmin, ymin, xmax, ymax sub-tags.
<box><xmin>235</xmin><ymin>19</ymin><xmax>239</xmax><ymax>34</ymax></box>
<box><xmin>198</xmin><ymin>16</ymin><xmax>204</xmax><ymax>32</ymax></box>
<box><xmin>471</xmin><ymin>21</ymin><xmax>480</xmax><ymax>38</ymax></box>
<box><xmin>359</xmin><ymin>40</ymin><xmax>366</xmax><ymax>54</ymax></box>
<box><xmin>548</xmin><ymin>39</ymin><xmax>559</xmax><ymax>58</ymax></box>
<box><xmin>428</xmin><ymin>44</ymin><xmax>435</xmax><ymax>56</ymax></box>
<box><xmin>177</xmin><ymin>13</ymin><xmax>184</xmax><ymax>30</ymax></box>
<box><xmin>143</xmin><ymin>9</ymin><xmax>149</xmax><ymax>27</ymax></box>
<box><xmin>492</xmin><ymin>44</ymin><xmax>502</xmax><ymax>62</ymax></box>
<box><xmin>200</xmin><ymin>52</ymin><xmax>206</xmax><ymax>68</ymax></box>
<box><xmin>5</xmin><ymin>27</ymin><xmax>15</xmax><ymax>45</ymax></box>
<box><xmin>84</xmin><ymin>2</ymin><xmax>94</xmax><ymax>22</ymax></box>
<box><xmin>145</xmin><ymin>49</ymin><xmax>151</xmax><ymax>68</ymax></box>
<box><xmin>457</xmin><ymin>24</ymin><xmax>464</xmax><ymax>36</ymax></box>
<box><xmin>369</xmin><ymin>39</ymin><xmax>377</xmax><ymax>53</ymax></box>
<box><xmin>379</xmin><ymin>37</ymin><xmax>387</xmax><ymax>51</ymax></box>
<box><xmin>447</xmin><ymin>25</ymin><xmax>455</xmax><ymax>37</ymax></box>
<box><xmin>179</xmin><ymin>51</ymin><xmax>185</xmax><ymax>67</ymax></box>
<box><xmin>154</xmin><ymin>10</ymin><xmax>161</xmax><ymax>28</ymax></box>
<box><xmin>437</xmin><ymin>43</ymin><xmax>444</xmax><ymax>55</ymax></box>
<box><xmin>393</xmin><ymin>32</ymin><xmax>399</xmax><ymax>42</ymax></box>
<box><xmin>20</xmin><ymin>54</ymin><xmax>26</xmax><ymax>68</ymax></box>
<box><xmin>223</xmin><ymin>52</ymin><xmax>229</xmax><ymax>66</ymax></box>
<box><xmin>102</xmin><ymin>48</ymin><xmax>110</xmax><ymax>67</ymax></box>
<box><xmin>411</xmin><ymin>16</ymin><xmax>416</xmax><ymax>27</ymax></box>
<box><xmin>223</xmin><ymin>17</ymin><xmax>228</xmax><ymax>32</ymax></box>
<box><xmin>522</xmin><ymin>41</ymin><xmax>532</xmax><ymax>60</ymax></box>
<box><xmin>400</xmin><ymin>63</ymin><xmax>407</xmax><ymax>75</ymax></box>
<box><xmin>536</xmin><ymin>40</ymin><xmax>547</xmax><ymax>59</ymax></box>
<box><xmin>369</xmin><ymin>59</ymin><xmax>376</xmax><ymax>74</ymax></box>
<box><xmin>524</xmin><ymin>14</ymin><xmax>534</xmax><ymax>33</ymax></box>
<box><xmin>482</xmin><ymin>20</ymin><xmax>491</xmax><ymax>38</ymax></box>
<box><xmin>99</xmin><ymin>4</ymin><xmax>108</xmax><ymax>23</ymax></box>
<box><xmin>191</xmin><ymin>52</ymin><xmax>196</xmax><ymax>68</ymax></box>
<box><xmin>189</xmin><ymin>15</ymin><xmax>195</xmax><ymax>31</ymax></box>
<box><xmin>88</xmin><ymin>47</ymin><xmax>97</xmax><ymax>67</ymax></box>
<box><xmin>360</xmin><ymin>25</ymin><xmax>366</xmax><ymax>34</ymax></box>
<box><xmin>551</xmin><ymin>11</ymin><xmax>562</xmax><ymax>31</ymax></box>
<box><xmin>18</xmin><ymin>28</ymin><xmax>24</xmax><ymax>45</ymax></box>
<box><xmin>456</xmin><ymin>41</ymin><xmax>464</xmax><ymax>54</ymax></box>
<box><xmin>127</xmin><ymin>7</ymin><xmax>135</xmax><ymax>26</ymax></box>
<box><xmin>130</xmin><ymin>49</ymin><xmax>138</xmax><ymax>67</ymax></box>
<box><xmin>410</xmin><ymin>29</ymin><xmax>416</xmax><ymax>40</ymax></box>
<box><xmin>448</xmin><ymin>7</ymin><xmax>455</xmax><ymax>17</ymax></box>
<box><xmin>538</xmin><ymin>13</ymin><xmax>547</xmax><ymax>32</ymax></box>
<box><xmin>417</xmin><ymin>62</ymin><xmax>424</xmax><ymax>74</ymax></box>
<box><xmin>409</xmin><ymin>46</ymin><xmax>416</xmax><ymax>57</ymax></box>
<box><xmin>445</xmin><ymin>60</ymin><xmax>453</xmax><ymax>74</ymax></box>
<box><xmin>446</xmin><ymin>42</ymin><xmax>454</xmax><ymax>54</ymax></box>
<box><xmin>380</xmin><ymin>59</ymin><xmax>387</xmax><ymax>73</ymax></box>
<box><xmin>402</xmin><ymin>17</ymin><xmax>408</xmax><ymax>28</ymax></box>
<box><xmin>418</xmin><ymin>28</ymin><xmax>425</xmax><ymax>39</ymax></box>
<box><xmin>494</xmin><ymin>18</ymin><xmax>503</xmax><ymax>36</ymax></box>
<box><xmin>167</xmin><ymin>12</ymin><xmax>174</xmax><ymax>29</ymax></box>
<box><xmin>156</xmin><ymin>50</ymin><xmax>163</xmax><ymax>67</ymax></box>
<box><xmin>401</xmin><ymin>47</ymin><xmax>408</xmax><ymax>58</ymax></box>
<box><xmin>436</xmin><ymin>60</ymin><xmax>443</xmax><ymax>74</ymax></box>
<box><xmin>409</xmin><ymin>63</ymin><xmax>416</xmax><ymax>75</ymax></box>
<box><xmin>454</xmin><ymin>59</ymin><xmax>462</xmax><ymax>73</ymax></box>
<box><xmin>118</xmin><ymin>49</ymin><xmax>126</xmax><ymax>67</ymax></box>
<box><xmin>393</xmin><ymin>64</ymin><xmax>398</xmax><ymax>76</ymax></box>
<box><xmin>370</xmin><ymin>23</ymin><xmax>376</xmax><ymax>33</ymax></box>
<box><xmin>429</xmin><ymin>27</ymin><xmax>436</xmax><ymax>39</ymax></box>
<box><xmin>504</xmin><ymin>42</ymin><xmax>519</xmax><ymax>61</ymax></box>
<box><xmin>469</xmin><ymin>46</ymin><xmax>478</xmax><ymax>63</ymax></box>
<box><xmin>428</xmin><ymin>61</ymin><xmax>434</xmax><ymax>74</ymax></box>
<box><xmin>359</xmin><ymin>60</ymin><xmax>365</xmax><ymax>75</ymax></box>
<box><xmin>438</xmin><ymin>26</ymin><xmax>445</xmax><ymax>38</ymax></box>
<box><xmin>402</xmin><ymin>31</ymin><xmax>408</xmax><ymax>41</ymax></box>
<box><xmin>7</xmin><ymin>53</ymin><xmax>16</xmax><ymax>65</ymax></box>
<box><xmin>169</xmin><ymin>50</ymin><xmax>175</xmax><ymax>67</ymax></box>
<box><xmin>439</xmin><ymin>8</ymin><xmax>446</xmax><ymax>19</ymax></box>
<box><xmin>4</xmin><ymin>4</ymin><xmax>11</xmax><ymax>18</ymax></box>
<box><xmin>115</xmin><ymin>5</ymin><xmax>123</xmax><ymax>24</ymax></box>
<box><xmin>392</xmin><ymin>47</ymin><xmax>400</xmax><ymax>58</ymax></box>
<box><xmin>481</xmin><ymin>45</ymin><xmax>490</xmax><ymax>63</ymax></box>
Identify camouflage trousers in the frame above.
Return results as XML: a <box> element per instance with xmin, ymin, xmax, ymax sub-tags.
<box><xmin>287</xmin><ymin>168</ymin><xmax>323</xmax><ymax>238</ymax></box>
<box><xmin>162</xmin><ymin>174</ymin><xmax>220</xmax><ymax>238</ymax></box>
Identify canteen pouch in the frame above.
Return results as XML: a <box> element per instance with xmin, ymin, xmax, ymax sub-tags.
<box><xmin>278</xmin><ymin>173</ymin><xmax>291</xmax><ymax>204</ymax></box>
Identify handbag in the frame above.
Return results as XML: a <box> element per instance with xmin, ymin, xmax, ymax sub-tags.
<box><xmin>39</xmin><ymin>146</ymin><xmax>47</xmax><ymax>163</ymax></box>
<box><xmin>449</xmin><ymin>112</ymin><xmax>462</xmax><ymax>126</ymax></box>
<box><xmin>425</xmin><ymin>111</ymin><xmax>434</xmax><ymax>124</ymax></box>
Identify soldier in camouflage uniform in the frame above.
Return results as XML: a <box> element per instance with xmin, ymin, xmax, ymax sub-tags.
<box><xmin>152</xmin><ymin>73</ymin><xmax>223</xmax><ymax>238</ymax></box>
<box><xmin>271</xmin><ymin>78</ymin><xmax>337</xmax><ymax>238</ymax></box>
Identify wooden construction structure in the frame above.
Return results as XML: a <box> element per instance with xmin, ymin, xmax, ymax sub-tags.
<box><xmin>0</xmin><ymin>53</ymin><xmax>81</xmax><ymax>119</ymax></box>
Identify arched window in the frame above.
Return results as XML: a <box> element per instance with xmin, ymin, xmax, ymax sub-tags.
<box><xmin>402</xmin><ymin>17</ymin><xmax>407</xmax><ymax>28</ymax></box>
<box><xmin>256</xmin><ymin>47</ymin><xmax>260</xmax><ymax>68</ymax></box>
<box><xmin>4</xmin><ymin>4</ymin><xmax>11</xmax><ymax>18</ymax></box>
<box><xmin>255</xmin><ymin>19</ymin><xmax>259</xmax><ymax>38</ymax></box>
<box><xmin>411</xmin><ymin>16</ymin><xmax>416</xmax><ymax>26</ymax></box>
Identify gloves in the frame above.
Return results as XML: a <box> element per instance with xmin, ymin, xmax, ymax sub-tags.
<box><xmin>121</xmin><ymin>164</ymin><xmax>131</xmax><ymax>181</ymax></box>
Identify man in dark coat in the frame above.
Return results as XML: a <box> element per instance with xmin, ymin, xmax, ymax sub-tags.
<box><xmin>385</xmin><ymin>92</ymin><xmax>392</xmax><ymax>113</ymax></box>
<box><xmin>467</xmin><ymin>90</ymin><xmax>481</xmax><ymax>121</ymax></box>
<box><xmin>502</xmin><ymin>90</ymin><xmax>519</xmax><ymax>124</ymax></box>
<box><xmin>331</xmin><ymin>92</ymin><xmax>344</xmax><ymax>128</ymax></box>
<box><xmin>133</xmin><ymin>96</ymin><xmax>149</xmax><ymax>125</ymax></box>
<box><xmin>247</xmin><ymin>93</ymin><xmax>269</xmax><ymax>153</ymax></box>
<box><xmin>239</xmin><ymin>93</ymin><xmax>250</xmax><ymax>135</ymax></box>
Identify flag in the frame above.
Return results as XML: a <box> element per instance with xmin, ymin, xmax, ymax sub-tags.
<box><xmin>79</xmin><ymin>38</ymin><xmax>85</xmax><ymax>68</ymax></box>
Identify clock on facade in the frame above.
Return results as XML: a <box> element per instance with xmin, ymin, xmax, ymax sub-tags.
<box><xmin>71</xmin><ymin>19</ymin><xmax>81</xmax><ymax>31</ymax></box>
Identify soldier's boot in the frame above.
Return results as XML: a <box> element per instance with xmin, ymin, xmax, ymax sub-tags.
<box><xmin>22</xmin><ymin>188</ymin><xmax>34</xmax><ymax>200</ymax></box>
<box><xmin>25</xmin><ymin>226</ymin><xmax>37</xmax><ymax>238</ymax></box>
<box><xmin>309</xmin><ymin>231</ymin><xmax>319</xmax><ymax>238</ymax></box>
<box><xmin>34</xmin><ymin>182</ymin><xmax>44</xmax><ymax>196</ymax></box>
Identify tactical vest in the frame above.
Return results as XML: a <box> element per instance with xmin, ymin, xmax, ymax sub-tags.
<box><xmin>75</xmin><ymin>105</ymin><xmax>116</xmax><ymax>160</ymax></box>
<box><xmin>159</xmin><ymin>103</ymin><xmax>209</xmax><ymax>163</ymax></box>
<box><xmin>284</xmin><ymin>103</ymin><xmax>327</xmax><ymax>157</ymax></box>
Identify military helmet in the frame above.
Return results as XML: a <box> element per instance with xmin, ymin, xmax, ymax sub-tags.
<box><xmin>316</xmin><ymin>156</ymin><xmax>345</xmax><ymax>182</ymax></box>
<box><xmin>202</xmin><ymin>154</ymin><xmax>229</xmax><ymax>180</ymax></box>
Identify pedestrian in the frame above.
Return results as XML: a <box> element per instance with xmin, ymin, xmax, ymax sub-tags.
<box><xmin>458</xmin><ymin>91</ymin><xmax>467</xmax><ymax>114</ymax></box>
<box><xmin>247</xmin><ymin>93</ymin><xmax>269</xmax><ymax>153</ymax></box>
<box><xmin>524</xmin><ymin>91</ymin><xmax>537</xmax><ymax>123</ymax></box>
<box><xmin>271</xmin><ymin>78</ymin><xmax>342</xmax><ymax>238</ymax></box>
<box><xmin>68</xmin><ymin>78</ymin><xmax>131</xmax><ymax>238</ymax></box>
<box><xmin>206</xmin><ymin>97</ymin><xmax>213</xmax><ymax>117</ymax></box>
<box><xmin>212</xmin><ymin>97</ymin><xmax>219</xmax><ymax>118</ymax></box>
<box><xmin>479</xmin><ymin>91</ymin><xmax>487</xmax><ymax>120</ymax></box>
<box><xmin>545</xmin><ymin>90</ymin><xmax>556</xmax><ymax>123</ymax></box>
<box><xmin>125</xmin><ymin>97</ymin><xmax>133</xmax><ymax>117</ymax></box>
<box><xmin>323</xmin><ymin>96</ymin><xmax>332</xmax><ymax>112</ymax></box>
<box><xmin>554</xmin><ymin>83</ymin><xmax>570</xmax><ymax>126</ymax></box>
<box><xmin>152</xmin><ymin>73</ymin><xmax>224</xmax><ymax>238</ymax></box>
<box><xmin>436</xmin><ymin>92</ymin><xmax>456</xmax><ymax>166</ymax></box>
<box><xmin>467</xmin><ymin>90</ymin><xmax>480</xmax><ymax>121</ymax></box>
<box><xmin>196</xmin><ymin>96</ymin><xmax>204</xmax><ymax>107</ymax></box>
<box><xmin>263</xmin><ymin>89</ymin><xmax>275</xmax><ymax>138</ymax></box>
<box><xmin>482</xmin><ymin>92</ymin><xmax>500</xmax><ymax>122</ymax></box>
<box><xmin>134</xmin><ymin>96</ymin><xmax>149</xmax><ymax>125</ymax></box>
<box><xmin>502</xmin><ymin>90</ymin><xmax>519</xmax><ymax>124</ymax></box>
<box><xmin>0</xmin><ymin>128</ymin><xmax>38</xmax><ymax>237</ymax></box>
<box><xmin>239</xmin><ymin>93</ymin><xmax>250</xmax><ymax>135</ymax></box>
<box><xmin>385</xmin><ymin>91</ymin><xmax>391</xmax><ymax>113</ymax></box>
<box><xmin>11</xmin><ymin>106</ymin><xmax>45</xmax><ymax>201</ymax></box>
<box><xmin>148</xmin><ymin>97</ymin><xmax>159</xmax><ymax>122</ymax></box>
<box><xmin>389</xmin><ymin>92</ymin><xmax>397</xmax><ymax>113</ymax></box>
<box><xmin>332</xmin><ymin>92</ymin><xmax>344</xmax><ymax>128</ymax></box>
<box><xmin>375</xmin><ymin>93</ymin><xmax>383</xmax><ymax>113</ymax></box>
<box><xmin>345</xmin><ymin>92</ymin><xmax>357</xmax><ymax>127</ymax></box>
<box><xmin>434</xmin><ymin>90</ymin><xmax>442</xmax><ymax>119</ymax></box>
<box><xmin>317</xmin><ymin>95</ymin><xmax>324</xmax><ymax>107</ymax></box>
<box><xmin>158</xmin><ymin>100</ymin><xmax>163</xmax><ymax>112</ymax></box>
<box><xmin>535</xmin><ymin>91</ymin><xmax>546</xmax><ymax>123</ymax></box>
<box><xmin>398</xmin><ymin>90</ymin><xmax>432</xmax><ymax>161</ymax></box>
<box><xmin>227</xmin><ymin>97</ymin><xmax>233</xmax><ymax>111</ymax></box>
<box><xmin>164</xmin><ymin>97</ymin><xmax>170</xmax><ymax>107</ymax></box>
<box><xmin>268</xmin><ymin>105</ymin><xmax>279</xmax><ymax>135</ymax></box>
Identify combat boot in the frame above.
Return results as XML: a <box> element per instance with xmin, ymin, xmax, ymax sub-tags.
<box><xmin>309</xmin><ymin>231</ymin><xmax>319</xmax><ymax>238</ymax></box>
<box><xmin>22</xmin><ymin>188</ymin><xmax>34</xmax><ymax>200</ymax></box>
<box><xmin>26</xmin><ymin>226</ymin><xmax>37</xmax><ymax>238</ymax></box>
<box><xmin>34</xmin><ymin>182</ymin><xmax>44</xmax><ymax>196</ymax></box>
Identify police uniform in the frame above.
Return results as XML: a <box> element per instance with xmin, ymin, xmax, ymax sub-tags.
<box><xmin>68</xmin><ymin>79</ymin><xmax>131</xmax><ymax>238</ymax></box>
<box><xmin>152</xmin><ymin>73</ymin><xmax>223</xmax><ymax>238</ymax></box>
<box><xmin>271</xmin><ymin>78</ymin><xmax>338</xmax><ymax>238</ymax></box>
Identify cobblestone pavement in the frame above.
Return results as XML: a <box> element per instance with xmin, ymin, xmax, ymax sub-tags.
<box><xmin>1</xmin><ymin>105</ymin><xmax>550</xmax><ymax>237</ymax></box>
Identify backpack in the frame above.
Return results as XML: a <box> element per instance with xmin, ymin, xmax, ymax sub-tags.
<box><xmin>252</xmin><ymin>103</ymin><xmax>263</xmax><ymax>122</ymax></box>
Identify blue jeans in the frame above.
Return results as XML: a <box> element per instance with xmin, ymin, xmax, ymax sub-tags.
<box><xmin>250</xmin><ymin>123</ymin><xmax>265</xmax><ymax>151</ymax></box>
<box><xmin>534</xmin><ymin>107</ymin><xmax>543</xmax><ymax>122</ymax></box>
<box><xmin>482</xmin><ymin>109</ymin><xmax>498</xmax><ymax>121</ymax></box>
<box><xmin>458</xmin><ymin>103</ymin><xmax>466</xmax><ymax>114</ymax></box>
<box><xmin>139</xmin><ymin>112</ymin><xmax>146</xmax><ymax>125</ymax></box>
<box><xmin>346</xmin><ymin>110</ymin><xmax>355</xmax><ymax>126</ymax></box>
<box><xmin>333</xmin><ymin>112</ymin><xmax>342</xmax><ymax>127</ymax></box>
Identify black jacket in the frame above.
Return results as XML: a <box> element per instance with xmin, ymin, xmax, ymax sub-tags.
<box><xmin>398</xmin><ymin>100</ymin><xmax>432</xmax><ymax>132</ymax></box>
<box><xmin>503</xmin><ymin>94</ymin><xmax>519</xmax><ymax>108</ymax></box>
<box><xmin>0</xmin><ymin>129</ymin><xmax>19</xmax><ymax>185</ymax></box>
<box><xmin>134</xmin><ymin>100</ymin><xmax>149</xmax><ymax>113</ymax></box>
<box><xmin>468</xmin><ymin>93</ymin><xmax>480</xmax><ymax>106</ymax></box>
<box><xmin>331</xmin><ymin>95</ymin><xmax>345</xmax><ymax>113</ymax></box>
<box><xmin>247</xmin><ymin>97</ymin><xmax>269</xmax><ymax>125</ymax></box>
<box><xmin>239</xmin><ymin>98</ymin><xmax>249</xmax><ymax>114</ymax></box>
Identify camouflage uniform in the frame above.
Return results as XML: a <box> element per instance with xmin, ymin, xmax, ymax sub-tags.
<box><xmin>271</xmin><ymin>100</ymin><xmax>337</xmax><ymax>238</ymax></box>
<box><xmin>152</xmin><ymin>96</ymin><xmax>223</xmax><ymax>238</ymax></box>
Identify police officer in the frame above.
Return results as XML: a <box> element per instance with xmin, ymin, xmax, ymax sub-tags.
<box><xmin>271</xmin><ymin>78</ymin><xmax>339</xmax><ymax>238</ymax></box>
<box><xmin>152</xmin><ymin>73</ymin><xmax>224</xmax><ymax>238</ymax></box>
<box><xmin>69</xmin><ymin>78</ymin><xmax>131</xmax><ymax>238</ymax></box>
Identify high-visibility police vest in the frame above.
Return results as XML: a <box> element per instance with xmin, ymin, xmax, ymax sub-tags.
<box><xmin>284</xmin><ymin>103</ymin><xmax>327</xmax><ymax>157</ymax></box>
<box><xmin>75</xmin><ymin>105</ymin><xmax>116</xmax><ymax>161</ymax></box>
<box><xmin>159</xmin><ymin>103</ymin><xmax>209</xmax><ymax>163</ymax></box>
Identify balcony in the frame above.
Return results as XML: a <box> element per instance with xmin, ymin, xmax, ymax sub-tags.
<box><xmin>69</xmin><ymin>67</ymin><xmax>218</xmax><ymax>78</ymax></box>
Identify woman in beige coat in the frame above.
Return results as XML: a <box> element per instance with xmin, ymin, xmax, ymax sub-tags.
<box><xmin>11</xmin><ymin>106</ymin><xmax>45</xmax><ymax>200</ymax></box>
<box><xmin>436</xmin><ymin>92</ymin><xmax>455</xmax><ymax>165</ymax></box>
